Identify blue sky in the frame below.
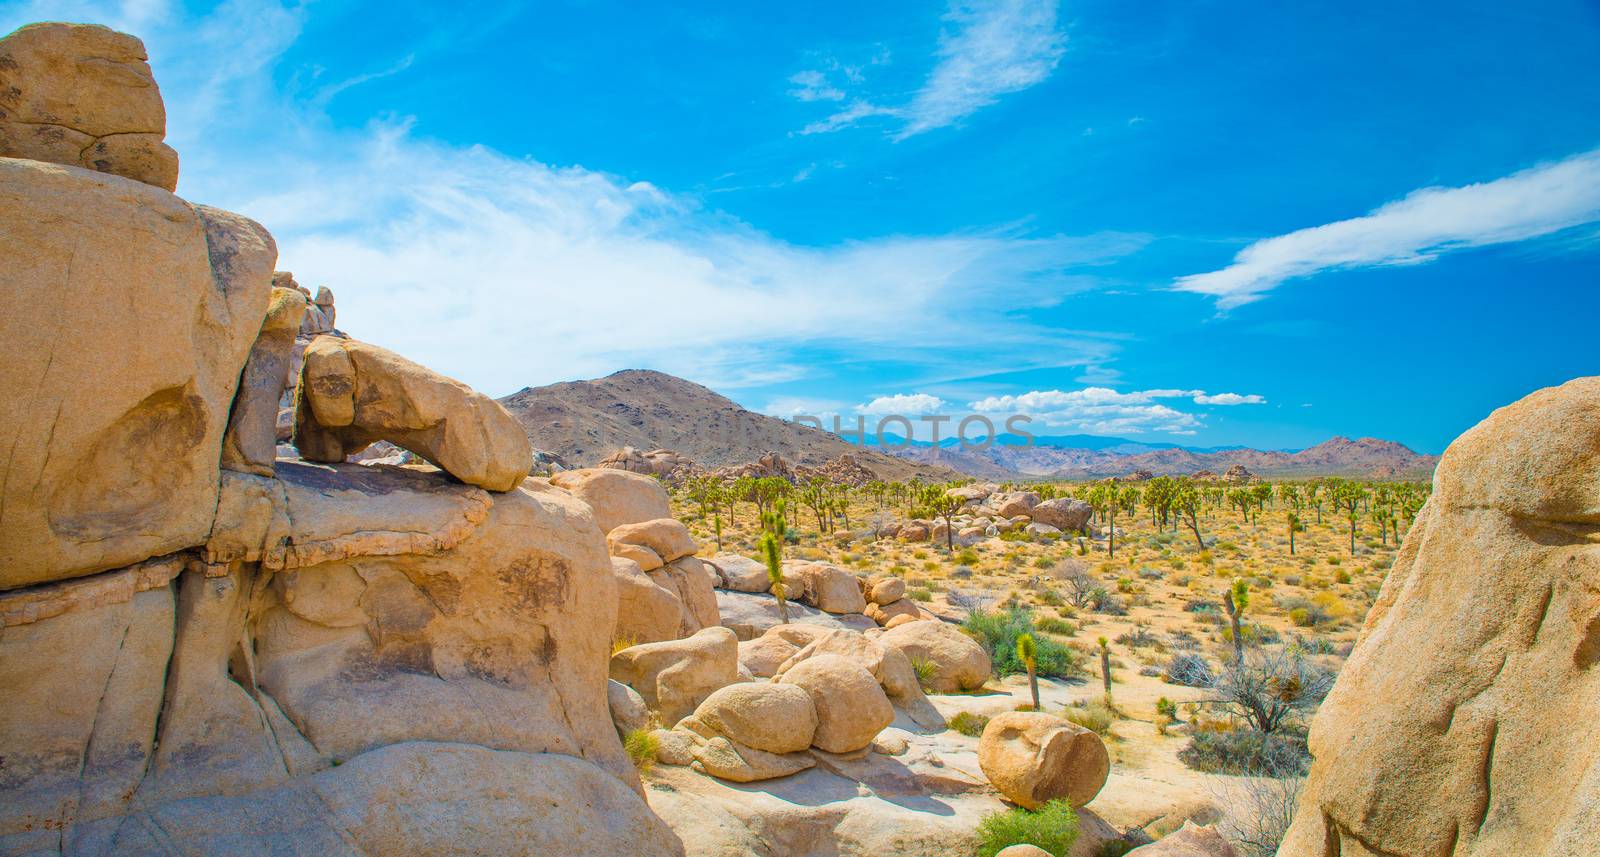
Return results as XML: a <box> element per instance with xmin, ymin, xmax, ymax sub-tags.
<box><xmin>6</xmin><ymin>0</ymin><xmax>1598</xmax><ymax>453</ymax></box>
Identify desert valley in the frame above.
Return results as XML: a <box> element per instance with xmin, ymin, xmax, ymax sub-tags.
<box><xmin>2</xmin><ymin>9</ymin><xmax>1598</xmax><ymax>857</ymax></box>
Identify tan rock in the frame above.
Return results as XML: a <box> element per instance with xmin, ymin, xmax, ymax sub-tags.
<box><xmin>656</xmin><ymin>556</ymin><xmax>721</xmax><ymax>636</ymax></box>
<box><xmin>866</xmin><ymin>597</ymin><xmax>927</xmax><ymax>627</ymax></box>
<box><xmin>708</xmin><ymin>553</ymin><xmax>771</xmax><ymax>593</ymax></box>
<box><xmin>993</xmin><ymin>491</ymin><xmax>1040</xmax><ymax>518</ymax></box>
<box><xmin>220</xmin><ymin>287</ymin><xmax>307</xmax><ymax>475</ymax></box>
<box><xmin>611</xmin><ymin>626</ymin><xmax>740</xmax><ymax>725</ymax></box>
<box><xmin>655</xmin><ymin>727</ymin><xmax>699</xmax><ymax>766</ymax></box>
<box><xmin>995</xmin><ymin>846</ymin><xmax>1053</xmax><ymax>857</ymax></box>
<box><xmin>1125</xmin><ymin>822</ymin><xmax>1238</xmax><ymax>856</ymax></box>
<box><xmin>898</xmin><ymin>521</ymin><xmax>931</xmax><ymax>542</ymax></box>
<box><xmin>1030</xmin><ymin>498</ymin><xmax>1092</xmax><ymax>532</ymax></box>
<box><xmin>774</xmin><ymin>628</ymin><xmax>945</xmax><ymax>731</ymax></box>
<box><xmin>737</xmin><ymin>624</ymin><xmax>830</xmax><ymax>677</ymax></box>
<box><xmin>790</xmin><ymin>562</ymin><xmax>868</xmax><ymax>614</ymax></box>
<box><xmin>692</xmin><ymin>735</ymin><xmax>815</xmax><ymax>783</ymax></box>
<box><xmin>550</xmin><ymin>467</ymin><xmax>672</xmax><ymax>533</ymax></box>
<box><xmin>608</xmin><ymin>518</ymin><xmax>698</xmax><ymax>563</ymax></box>
<box><xmin>1281</xmin><ymin>377</ymin><xmax>1600</xmax><ymax>857</ymax></box>
<box><xmin>879</xmin><ymin>619</ymin><xmax>992</xmax><ymax>693</ymax></box>
<box><xmin>608</xmin><ymin>679</ymin><xmax>651</xmax><ymax>738</ymax></box>
<box><xmin>613</xmin><ymin>557</ymin><xmax>683</xmax><ymax>645</ymax></box>
<box><xmin>294</xmin><ymin>336</ymin><xmax>531</xmax><ymax>491</ymax></box>
<box><xmin>0</xmin><ymin>23</ymin><xmax>179</xmax><ymax>189</ymax></box>
<box><xmin>683</xmin><ymin>682</ymin><xmax>817</xmax><ymax>754</ymax></box>
<box><xmin>978</xmin><ymin>711</ymin><xmax>1109</xmax><ymax>809</ymax></box>
<box><xmin>777</xmin><ymin>654</ymin><xmax>895</xmax><ymax>753</ymax></box>
<box><xmin>884</xmin><ymin>613</ymin><xmax>922</xmax><ymax>629</ymax></box>
<box><xmin>869</xmin><ymin>577</ymin><xmax>906</xmax><ymax>605</ymax></box>
<box><xmin>613</xmin><ymin>540</ymin><xmax>664</xmax><ymax>571</ymax></box>
<box><xmin>0</xmin><ymin>160</ymin><xmax>272</xmax><ymax>590</ymax></box>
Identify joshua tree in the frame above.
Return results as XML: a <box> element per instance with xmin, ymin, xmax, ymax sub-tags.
<box><xmin>1017</xmin><ymin>633</ymin><xmax>1040</xmax><ymax>710</ymax></box>
<box><xmin>1173</xmin><ymin>478</ymin><xmax>1206</xmax><ymax>550</ymax></box>
<box><xmin>923</xmin><ymin>486</ymin><xmax>966</xmax><ymax>553</ymax></box>
<box><xmin>1286</xmin><ymin>511</ymin><xmax>1300</xmax><ymax>555</ymax></box>
<box><xmin>760</xmin><ymin>500</ymin><xmax>790</xmax><ymax>624</ymax></box>
<box><xmin>1098</xmin><ymin>637</ymin><xmax>1112</xmax><ymax>696</ymax></box>
<box><xmin>1223</xmin><ymin>578</ymin><xmax>1250</xmax><ymax>664</ymax></box>
<box><xmin>1330</xmin><ymin>480</ymin><xmax>1368</xmax><ymax>555</ymax></box>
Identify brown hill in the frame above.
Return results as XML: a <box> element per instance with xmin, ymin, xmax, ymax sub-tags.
<box><xmin>497</xmin><ymin>370</ymin><xmax>958</xmax><ymax>482</ymax></box>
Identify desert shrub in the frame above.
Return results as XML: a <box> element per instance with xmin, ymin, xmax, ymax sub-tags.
<box><xmin>624</xmin><ymin>728</ymin><xmax>659</xmax><ymax>772</ymax></box>
<box><xmin>1282</xmin><ymin>574</ymin><xmax>1302</xmax><ymax>587</ymax></box>
<box><xmin>1138</xmin><ymin>566</ymin><xmax>1165</xmax><ymax>580</ymax></box>
<box><xmin>1063</xmin><ymin>697</ymin><xmax>1117</xmax><ymax>735</ymax></box>
<box><xmin>1335</xmin><ymin>569</ymin><xmax>1352</xmax><ymax>584</ymax></box>
<box><xmin>1163</xmin><ymin>653</ymin><xmax>1215</xmax><ymax>687</ymax></box>
<box><xmin>1156</xmin><ymin>696</ymin><xmax>1179</xmax><ymax>719</ymax></box>
<box><xmin>1115</xmin><ymin>624</ymin><xmax>1162</xmax><ymax>649</ymax></box>
<box><xmin>908</xmin><ymin>587</ymin><xmax>933</xmax><ymax>602</ymax></box>
<box><xmin>975</xmin><ymin>800</ymin><xmax>1080</xmax><ymax>857</ymax></box>
<box><xmin>955</xmin><ymin>548</ymin><xmax>981</xmax><ymax>565</ymax></box>
<box><xmin>1034</xmin><ymin>556</ymin><xmax>1055</xmax><ymax>569</ymax></box>
<box><xmin>964</xmin><ymin>606</ymin><xmax>1079</xmax><ymax>678</ymax></box>
<box><xmin>1035</xmin><ymin>616</ymin><xmax>1075</xmax><ymax>636</ymax></box>
<box><xmin>1179</xmin><ymin>725</ymin><xmax>1310</xmax><ymax>775</ymax></box>
<box><xmin>949</xmin><ymin>710</ymin><xmax>990</xmax><ymax>737</ymax></box>
<box><xmin>1089</xmin><ymin>589</ymin><xmax>1127</xmax><ymax>616</ymax></box>
<box><xmin>909</xmin><ymin>654</ymin><xmax>938</xmax><ymax>689</ymax></box>
<box><xmin>1325</xmin><ymin>555</ymin><xmax>1341</xmax><ymax>566</ymax></box>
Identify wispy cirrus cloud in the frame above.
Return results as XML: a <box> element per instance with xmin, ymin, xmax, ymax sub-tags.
<box><xmin>795</xmin><ymin>0</ymin><xmax>1065</xmax><ymax>139</ymax></box>
<box><xmin>1194</xmin><ymin>392</ymin><xmax>1265</xmax><ymax>405</ymax></box>
<box><xmin>1176</xmin><ymin>148</ymin><xmax>1600</xmax><ymax>308</ymax></box>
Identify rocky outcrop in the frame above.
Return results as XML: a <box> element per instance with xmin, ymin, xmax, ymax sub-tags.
<box><xmin>776</xmin><ymin>654</ymin><xmax>895</xmax><ymax>754</ymax></box>
<box><xmin>610</xmin><ymin>626</ymin><xmax>740</xmax><ymax>725</ymax></box>
<box><xmin>0</xmin><ymin>24</ymin><xmax>178</xmax><ymax>190</ymax></box>
<box><xmin>1028</xmin><ymin>498</ymin><xmax>1093</xmax><ymax>533</ymax></box>
<box><xmin>1280</xmin><ymin>377</ymin><xmax>1600</xmax><ymax>857</ymax></box>
<box><xmin>1124</xmin><ymin>822</ymin><xmax>1238</xmax><ymax>856</ymax></box>
<box><xmin>773</xmin><ymin>628</ymin><xmax>946</xmax><ymax>731</ymax></box>
<box><xmin>600</xmin><ymin>446</ymin><xmax>697</xmax><ymax>482</ymax></box>
<box><xmin>550</xmin><ymin>466</ymin><xmax>672</xmax><ymax>532</ymax></box>
<box><xmin>878</xmin><ymin>619</ymin><xmax>993</xmax><ymax>693</ymax></box>
<box><xmin>977</xmin><ymin>711</ymin><xmax>1109</xmax><ymax>809</ymax></box>
<box><xmin>294</xmin><ymin>336</ymin><xmax>532</xmax><ymax>491</ymax></box>
<box><xmin>221</xmin><ymin>287</ymin><xmax>307</xmax><ymax>475</ymax></box>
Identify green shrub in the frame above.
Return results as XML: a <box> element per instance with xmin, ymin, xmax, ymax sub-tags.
<box><xmin>950</xmin><ymin>710</ymin><xmax>990</xmax><ymax>737</ymax></box>
<box><xmin>975</xmin><ymin>800</ymin><xmax>1080</xmax><ymax>857</ymax></box>
<box><xmin>963</xmin><ymin>607</ymin><xmax>1079</xmax><ymax>678</ymax></box>
<box><xmin>910</xmin><ymin>655</ymin><xmax>938</xmax><ymax>689</ymax></box>
<box><xmin>1063</xmin><ymin>697</ymin><xmax>1117</xmax><ymax>735</ymax></box>
<box><xmin>1179</xmin><ymin>725</ymin><xmax>1310</xmax><ymax>775</ymax></box>
<box><xmin>908</xmin><ymin>587</ymin><xmax>934</xmax><ymax>602</ymax></box>
<box><xmin>1035</xmin><ymin>616</ymin><xmax>1075</xmax><ymax>636</ymax></box>
<box><xmin>624</xmin><ymin>728</ymin><xmax>659</xmax><ymax>772</ymax></box>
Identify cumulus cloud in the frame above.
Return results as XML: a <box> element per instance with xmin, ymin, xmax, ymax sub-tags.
<box><xmin>856</xmin><ymin>393</ymin><xmax>947</xmax><ymax>415</ymax></box>
<box><xmin>1193</xmin><ymin>392</ymin><xmax>1266</xmax><ymax>405</ymax></box>
<box><xmin>1176</xmin><ymin>148</ymin><xmax>1600</xmax><ymax>308</ymax></box>
<box><xmin>798</xmin><ymin>0</ymin><xmax>1065</xmax><ymax>138</ymax></box>
<box><xmin>17</xmin><ymin>0</ymin><xmax>1146</xmax><ymax>397</ymax></box>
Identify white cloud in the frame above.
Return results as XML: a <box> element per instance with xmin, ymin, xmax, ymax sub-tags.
<box><xmin>856</xmin><ymin>393</ymin><xmax>947</xmax><ymax>415</ymax></box>
<box><xmin>13</xmin><ymin>1</ymin><xmax>1139</xmax><ymax>398</ymax></box>
<box><xmin>797</xmin><ymin>0</ymin><xmax>1064</xmax><ymax>139</ymax></box>
<box><xmin>787</xmin><ymin>69</ymin><xmax>845</xmax><ymax>102</ymax></box>
<box><xmin>967</xmin><ymin>387</ymin><xmax>1203</xmax><ymax>435</ymax></box>
<box><xmin>1176</xmin><ymin>148</ymin><xmax>1600</xmax><ymax>308</ymax></box>
<box><xmin>1193</xmin><ymin>392</ymin><xmax>1265</xmax><ymax>405</ymax></box>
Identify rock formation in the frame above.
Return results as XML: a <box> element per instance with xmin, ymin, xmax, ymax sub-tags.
<box><xmin>1279</xmin><ymin>377</ymin><xmax>1600</xmax><ymax>856</ymax></box>
<box><xmin>0</xmin><ymin>24</ymin><xmax>680</xmax><ymax>855</ymax></box>
<box><xmin>977</xmin><ymin>711</ymin><xmax>1110</xmax><ymax>809</ymax></box>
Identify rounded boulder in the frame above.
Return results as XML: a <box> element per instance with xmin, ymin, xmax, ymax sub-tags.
<box><xmin>777</xmin><ymin>654</ymin><xmax>894</xmax><ymax>753</ymax></box>
<box><xmin>978</xmin><ymin>711</ymin><xmax>1109</xmax><ymax>809</ymax></box>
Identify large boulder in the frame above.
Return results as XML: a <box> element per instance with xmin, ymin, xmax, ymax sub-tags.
<box><xmin>653</xmin><ymin>556</ymin><xmax>721</xmax><ymax>637</ymax></box>
<box><xmin>866</xmin><ymin>598</ymin><xmax>928</xmax><ymax>627</ymax></box>
<box><xmin>689</xmin><ymin>735</ymin><xmax>815</xmax><ymax>783</ymax></box>
<box><xmin>608</xmin><ymin>518</ymin><xmax>698</xmax><ymax>564</ymax></box>
<box><xmin>992</xmin><ymin>491</ymin><xmax>1040</xmax><ymax>518</ymax></box>
<box><xmin>978</xmin><ymin>711</ymin><xmax>1109</xmax><ymax>809</ymax></box>
<box><xmin>773</xmin><ymin>628</ymin><xmax>946</xmax><ymax>731</ymax></box>
<box><xmin>612</xmin><ymin>557</ymin><xmax>683</xmax><ymax>645</ymax></box>
<box><xmin>0</xmin><ymin>23</ymin><xmax>179</xmax><ymax>190</ymax></box>
<box><xmin>1281</xmin><ymin>377</ymin><xmax>1600</xmax><ymax>857</ymax></box>
<box><xmin>1029</xmin><ymin>498</ymin><xmax>1092</xmax><ymax>532</ymax></box>
<box><xmin>1124</xmin><ymin>823</ymin><xmax>1238</xmax><ymax>856</ymax></box>
<box><xmin>777</xmin><ymin>654</ymin><xmax>895</xmax><ymax>753</ymax></box>
<box><xmin>550</xmin><ymin>467</ymin><xmax>671</xmax><ymax>533</ymax></box>
<box><xmin>608</xmin><ymin>679</ymin><xmax>650</xmax><ymax>739</ymax></box>
<box><xmin>707</xmin><ymin>554</ymin><xmax>771</xmax><ymax>593</ymax></box>
<box><xmin>680</xmin><ymin>682</ymin><xmax>817</xmax><ymax>754</ymax></box>
<box><xmin>220</xmin><ymin>287</ymin><xmax>307</xmax><ymax>475</ymax></box>
<box><xmin>878</xmin><ymin>619</ymin><xmax>992</xmax><ymax>693</ymax></box>
<box><xmin>610</xmin><ymin>626</ymin><xmax>739</xmax><ymax>725</ymax></box>
<box><xmin>789</xmin><ymin>562</ymin><xmax>868</xmax><ymax>614</ymax></box>
<box><xmin>868</xmin><ymin>577</ymin><xmax>905</xmax><ymax>605</ymax></box>
<box><xmin>737</xmin><ymin>624</ymin><xmax>830</xmax><ymax>677</ymax></box>
<box><xmin>0</xmin><ymin>158</ymin><xmax>272</xmax><ymax>591</ymax></box>
<box><xmin>294</xmin><ymin>337</ymin><xmax>532</xmax><ymax>492</ymax></box>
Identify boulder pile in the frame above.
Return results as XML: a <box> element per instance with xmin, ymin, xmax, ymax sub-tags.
<box><xmin>0</xmin><ymin>23</ymin><xmax>680</xmax><ymax>855</ymax></box>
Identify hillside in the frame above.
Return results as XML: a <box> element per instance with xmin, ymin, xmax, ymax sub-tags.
<box><xmin>497</xmin><ymin>370</ymin><xmax>959</xmax><ymax>481</ymax></box>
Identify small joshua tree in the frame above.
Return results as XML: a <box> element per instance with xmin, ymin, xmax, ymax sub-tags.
<box><xmin>1017</xmin><ymin>633</ymin><xmax>1040</xmax><ymax>710</ymax></box>
<box><xmin>1223</xmin><ymin>578</ymin><xmax>1249</xmax><ymax>665</ymax></box>
<box><xmin>1286</xmin><ymin>511</ymin><xmax>1299</xmax><ymax>556</ymax></box>
<box><xmin>1098</xmin><ymin>636</ymin><xmax>1112</xmax><ymax>696</ymax></box>
<box><xmin>761</xmin><ymin>500</ymin><xmax>790</xmax><ymax>624</ymax></box>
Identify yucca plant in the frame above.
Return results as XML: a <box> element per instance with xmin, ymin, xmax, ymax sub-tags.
<box><xmin>1016</xmin><ymin>632</ymin><xmax>1040</xmax><ymax>711</ymax></box>
<box><xmin>761</xmin><ymin>500</ymin><xmax>790</xmax><ymax>624</ymax></box>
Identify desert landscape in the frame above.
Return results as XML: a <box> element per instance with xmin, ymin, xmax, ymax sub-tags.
<box><xmin>2</xmin><ymin>8</ymin><xmax>1598</xmax><ymax>857</ymax></box>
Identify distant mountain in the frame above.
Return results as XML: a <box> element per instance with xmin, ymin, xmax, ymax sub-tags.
<box><xmin>864</xmin><ymin>432</ymin><xmax>1285</xmax><ymax>455</ymax></box>
<box><xmin>497</xmin><ymin>370</ymin><xmax>959</xmax><ymax>481</ymax></box>
<box><xmin>888</xmin><ymin>434</ymin><xmax>1437</xmax><ymax>480</ymax></box>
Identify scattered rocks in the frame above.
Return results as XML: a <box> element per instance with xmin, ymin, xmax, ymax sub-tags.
<box><xmin>978</xmin><ymin>711</ymin><xmax>1109</xmax><ymax>809</ymax></box>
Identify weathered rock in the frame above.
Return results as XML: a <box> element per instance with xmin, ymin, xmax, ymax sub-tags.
<box><xmin>866</xmin><ymin>597</ymin><xmax>928</xmax><ymax>627</ymax></box>
<box><xmin>608</xmin><ymin>518</ymin><xmax>698</xmax><ymax>563</ymax></box>
<box><xmin>978</xmin><ymin>711</ymin><xmax>1109</xmax><ymax>809</ymax></box>
<box><xmin>777</xmin><ymin>654</ymin><xmax>895</xmax><ymax>753</ymax></box>
<box><xmin>995</xmin><ymin>846</ymin><xmax>1053</xmax><ymax>857</ymax></box>
<box><xmin>550</xmin><ymin>467</ymin><xmax>671</xmax><ymax>533</ymax></box>
<box><xmin>790</xmin><ymin>562</ymin><xmax>868</xmax><ymax>614</ymax></box>
<box><xmin>1029</xmin><ymin>498</ymin><xmax>1093</xmax><ymax>532</ymax></box>
<box><xmin>774</xmin><ymin>628</ymin><xmax>946</xmax><ymax>732</ymax></box>
<box><xmin>884</xmin><ymin>613</ymin><xmax>921</xmax><ymax>629</ymax></box>
<box><xmin>737</xmin><ymin>624</ymin><xmax>829</xmax><ymax>677</ymax></box>
<box><xmin>655</xmin><ymin>556</ymin><xmax>721</xmax><ymax>636</ymax></box>
<box><xmin>869</xmin><ymin>577</ymin><xmax>906</xmax><ymax>605</ymax></box>
<box><xmin>1124</xmin><ymin>822</ymin><xmax>1238</xmax><ymax>856</ymax></box>
<box><xmin>1280</xmin><ymin>376</ymin><xmax>1600</xmax><ymax>857</ymax></box>
<box><xmin>600</xmin><ymin>446</ymin><xmax>697</xmax><ymax>482</ymax></box>
<box><xmin>613</xmin><ymin>540</ymin><xmax>665</xmax><ymax>571</ymax></box>
<box><xmin>654</xmin><ymin>727</ymin><xmax>698</xmax><ymax>766</ymax></box>
<box><xmin>898</xmin><ymin>521</ymin><xmax>931</xmax><ymax>542</ymax></box>
<box><xmin>1024</xmin><ymin>522</ymin><xmax>1061</xmax><ymax>536</ymax></box>
<box><xmin>682</xmin><ymin>682</ymin><xmax>817</xmax><ymax>754</ymax></box>
<box><xmin>609</xmin><ymin>679</ymin><xmax>651</xmax><ymax>739</ymax></box>
<box><xmin>611</xmin><ymin>626</ymin><xmax>740</xmax><ymax>725</ymax></box>
<box><xmin>294</xmin><ymin>336</ymin><xmax>531</xmax><ymax>491</ymax></box>
<box><xmin>0</xmin><ymin>23</ymin><xmax>179</xmax><ymax>189</ymax></box>
<box><xmin>879</xmin><ymin>619</ymin><xmax>992</xmax><ymax>693</ymax></box>
<box><xmin>708</xmin><ymin>553</ymin><xmax>771</xmax><ymax>593</ymax></box>
<box><xmin>221</xmin><ymin>287</ymin><xmax>307</xmax><ymax>475</ymax></box>
<box><xmin>613</xmin><ymin>557</ymin><xmax>683</xmax><ymax>645</ymax></box>
<box><xmin>0</xmin><ymin>159</ymin><xmax>272</xmax><ymax>590</ymax></box>
<box><xmin>692</xmin><ymin>735</ymin><xmax>815</xmax><ymax>783</ymax></box>
<box><xmin>993</xmin><ymin>491</ymin><xmax>1040</xmax><ymax>518</ymax></box>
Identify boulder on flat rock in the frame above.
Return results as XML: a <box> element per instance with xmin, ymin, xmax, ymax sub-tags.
<box><xmin>1124</xmin><ymin>822</ymin><xmax>1238</xmax><ymax>856</ymax></box>
<box><xmin>866</xmin><ymin>597</ymin><xmax>928</xmax><ymax>627</ymax></box>
<box><xmin>221</xmin><ymin>287</ymin><xmax>307</xmax><ymax>475</ymax></box>
<box><xmin>993</xmin><ymin>491</ymin><xmax>1040</xmax><ymax>518</ymax></box>
<box><xmin>879</xmin><ymin>619</ymin><xmax>992</xmax><ymax>693</ymax></box>
<box><xmin>1280</xmin><ymin>376</ymin><xmax>1600</xmax><ymax>857</ymax></box>
<box><xmin>611</xmin><ymin>626</ymin><xmax>740</xmax><ymax>725</ymax></box>
<box><xmin>707</xmin><ymin>554</ymin><xmax>770</xmax><ymax>593</ymax></box>
<box><xmin>608</xmin><ymin>518</ymin><xmax>698</xmax><ymax>564</ymax></box>
<box><xmin>0</xmin><ymin>23</ymin><xmax>179</xmax><ymax>189</ymax></box>
<box><xmin>978</xmin><ymin>711</ymin><xmax>1109</xmax><ymax>809</ymax></box>
<box><xmin>681</xmin><ymin>682</ymin><xmax>817</xmax><ymax>754</ymax></box>
<box><xmin>777</xmin><ymin>654</ymin><xmax>895</xmax><ymax>753</ymax></box>
<box><xmin>612</xmin><ymin>540</ymin><xmax>664</xmax><ymax>571</ymax></box>
<box><xmin>294</xmin><ymin>336</ymin><xmax>532</xmax><ymax>492</ymax></box>
<box><xmin>691</xmin><ymin>735</ymin><xmax>815</xmax><ymax>783</ymax></box>
<box><xmin>868</xmin><ymin>577</ymin><xmax>906</xmax><ymax>605</ymax></box>
<box><xmin>550</xmin><ymin>467</ymin><xmax>671</xmax><ymax>533</ymax></box>
<box><xmin>0</xmin><ymin>159</ymin><xmax>272</xmax><ymax>591</ymax></box>
<box><xmin>653</xmin><ymin>556</ymin><xmax>721</xmax><ymax>637</ymax></box>
<box><xmin>737</xmin><ymin>624</ymin><xmax>829</xmax><ymax>677</ymax></box>
<box><xmin>774</xmin><ymin>628</ymin><xmax>946</xmax><ymax>732</ymax></box>
<box><xmin>1030</xmin><ymin>498</ymin><xmax>1092</xmax><ymax>532</ymax></box>
<box><xmin>790</xmin><ymin>562</ymin><xmax>868</xmax><ymax>614</ymax></box>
